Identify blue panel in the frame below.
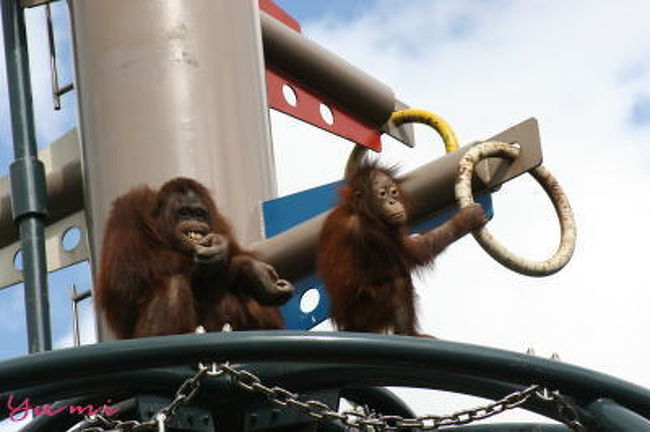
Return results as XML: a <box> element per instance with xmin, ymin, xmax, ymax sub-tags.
<box><xmin>263</xmin><ymin>181</ymin><xmax>494</xmax><ymax>330</ymax></box>
<box><xmin>263</xmin><ymin>181</ymin><xmax>342</xmax><ymax>237</ymax></box>
<box><xmin>279</xmin><ymin>274</ymin><xmax>331</xmax><ymax>330</ymax></box>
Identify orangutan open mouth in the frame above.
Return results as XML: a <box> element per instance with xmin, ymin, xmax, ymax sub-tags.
<box><xmin>184</xmin><ymin>229</ymin><xmax>207</xmax><ymax>244</ymax></box>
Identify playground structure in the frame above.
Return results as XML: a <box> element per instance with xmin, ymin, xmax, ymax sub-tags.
<box><xmin>0</xmin><ymin>1</ymin><xmax>648</xmax><ymax>431</ymax></box>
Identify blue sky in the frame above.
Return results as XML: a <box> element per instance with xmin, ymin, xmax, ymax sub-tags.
<box><xmin>631</xmin><ymin>96</ymin><xmax>650</xmax><ymax>127</ymax></box>
<box><xmin>274</xmin><ymin>0</ymin><xmax>377</xmax><ymax>24</ymax></box>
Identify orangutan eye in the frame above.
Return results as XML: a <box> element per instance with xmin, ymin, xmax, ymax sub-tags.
<box><xmin>379</xmin><ymin>190</ymin><xmax>387</xmax><ymax>197</ymax></box>
<box><xmin>390</xmin><ymin>188</ymin><xmax>398</xmax><ymax>196</ymax></box>
<box><xmin>193</xmin><ymin>208</ymin><xmax>208</xmax><ymax>220</ymax></box>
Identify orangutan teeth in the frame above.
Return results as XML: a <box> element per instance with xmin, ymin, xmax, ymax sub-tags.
<box><xmin>186</xmin><ymin>231</ymin><xmax>204</xmax><ymax>241</ymax></box>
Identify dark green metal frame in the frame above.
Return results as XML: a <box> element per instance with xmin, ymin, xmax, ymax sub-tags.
<box><xmin>1</xmin><ymin>0</ymin><xmax>52</xmax><ymax>354</ymax></box>
<box><xmin>0</xmin><ymin>332</ymin><xmax>649</xmax><ymax>431</ymax></box>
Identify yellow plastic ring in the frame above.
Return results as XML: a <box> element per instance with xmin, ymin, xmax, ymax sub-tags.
<box><xmin>390</xmin><ymin>108</ymin><xmax>459</xmax><ymax>153</ymax></box>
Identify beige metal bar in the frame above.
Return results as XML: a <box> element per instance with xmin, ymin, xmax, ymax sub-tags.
<box><xmin>252</xmin><ymin>118</ymin><xmax>542</xmax><ymax>281</ymax></box>
<box><xmin>0</xmin><ymin>118</ymin><xmax>540</xmax><ymax>289</ymax></box>
<box><xmin>261</xmin><ymin>12</ymin><xmax>397</xmax><ymax>129</ymax></box>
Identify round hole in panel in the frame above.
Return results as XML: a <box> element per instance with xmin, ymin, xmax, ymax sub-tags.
<box><xmin>13</xmin><ymin>249</ymin><xmax>23</xmax><ymax>271</ymax></box>
<box><xmin>61</xmin><ymin>226</ymin><xmax>82</xmax><ymax>252</ymax></box>
<box><xmin>319</xmin><ymin>103</ymin><xmax>334</xmax><ymax>125</ymax></box>
<box><xmin>299</xmin><ymin>288</ymin><xmax>321</xmax><ymax>314</ymax></box>
<box><xmin>282</xmin><ymin>84</ymin><xmax>298</xmax><ymax>107</ymax></box>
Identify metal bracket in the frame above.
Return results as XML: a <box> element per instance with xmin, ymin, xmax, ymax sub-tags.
<box><xmin>381</xmin><ymin>99</ymin><xmax>416</xmax><ymax>148</ymax></box>
<box><xmin>475</xmin><ymin>117</ymin><xmax>543</xmax><ymax>188</ymax></box>
<box><xmin>137</xmin><ymin>395</ymin><xmax>216</xmax><ymax>432</ymax></box>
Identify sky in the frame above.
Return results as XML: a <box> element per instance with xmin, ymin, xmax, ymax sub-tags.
<box><xmin>273</xmin><ymin>0</ymin><xmax>650</xmax><ymax>422</ymax></box>
<box><xmin>272</xmin><ymin>0</ymin><xmax>650</xmax><ymax>356</ymax></box>
<box><xmin>1</xmin><ymin>0</ymin><xmax>650</xmax><ymax>429</ymax></box>
<box><xmin>0</xmin><ymin>1</ymin><xmax>85</xmax><ymax>359</ymax></box>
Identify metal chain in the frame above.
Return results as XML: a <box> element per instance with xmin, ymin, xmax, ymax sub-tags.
<box><xmin>82</xmin><ymin>362</ymin><xmax>587</xmax><ymax>432</ymax></box>
<box><xmin>220</xmin><ymin>364</ymin><xmax>587</xmax><ymax>431</ymax></box>
<box><xmin>82</xmin><ymin>366</ymin><xmax>214</xmax><ymax>432</ymax></box>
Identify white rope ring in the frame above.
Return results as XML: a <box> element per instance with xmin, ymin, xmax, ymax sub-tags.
<box><xmin>455</xmin><ymin>141</ymin><xmax>576</xmax><ymax>277</ymax></box>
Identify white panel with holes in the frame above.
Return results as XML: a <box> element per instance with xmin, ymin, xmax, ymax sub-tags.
<box><xmin>0</xmin><ymin>210</ymin><xmax>90</xmax><ymax>289</ymax></box>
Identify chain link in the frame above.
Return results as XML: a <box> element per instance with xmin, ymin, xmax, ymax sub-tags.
<box><xmin>82</xmin><ymin>366</ymin><xmax>209</xmax><ymax>432</ymax></box>
<box><xmin>220</xmin><ymin>364</ymin><xmax>587</xmax><ymax>431</ymax></box>
<box><xmin>82</xmin><ymin>361</ymin><xmax>588</xmax><ymax>432</ymax></box>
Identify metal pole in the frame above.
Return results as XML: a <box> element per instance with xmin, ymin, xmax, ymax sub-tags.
<box><xmin>1</xmin><ymin>0</ymin><xmax>52</xmax><ymax>352</ymax></box>
<box><xmin>70</xmin><ymin>284</ymin><xmax>80</xmax><ymax>347</ymax></box>
<box><xmin>68</xmin><ymin>0</ymin><xmax>277</xmax><ymax>340</ymax></box>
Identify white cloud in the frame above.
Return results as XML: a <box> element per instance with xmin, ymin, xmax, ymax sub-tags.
<box><xmin>272</xmin><ymin>0</ymin><xmax>650</xmax><ymax>422</ymax></box>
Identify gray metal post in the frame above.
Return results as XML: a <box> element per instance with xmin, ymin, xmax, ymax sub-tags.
<box><xmin>68</xmin><ymin>0</ymin><xmax>277</xmax><ymax>339</ymax></box>
<box><xmin>1</xmin><ymin>0</ymin><xmax>52</xmax><ymax>352</ymax></box>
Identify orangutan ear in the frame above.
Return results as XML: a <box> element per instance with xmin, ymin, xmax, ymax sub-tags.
<box><xmin>340</xmin><ymin>185</ymin><xmax>361</xmax><ymax>201</ymax></box>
